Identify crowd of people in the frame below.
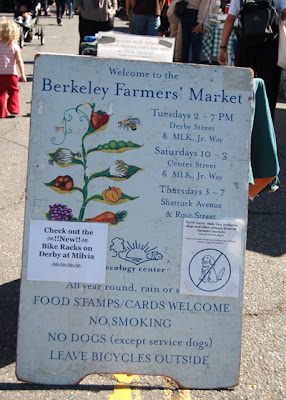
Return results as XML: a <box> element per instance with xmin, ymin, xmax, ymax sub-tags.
<box><xmin>74</xmin><ymin>0</ymin><xmax>286</xmax><ymax>119</ymax></box>
<box><xmin>1</xmin><ymin>0</ymin><xmax>286</xmax><ymax>118</ymax></box>
<box><xmin>218</xmin><ymin>0</ymin><xmax>286</xmax><ymax>119</ymax></box>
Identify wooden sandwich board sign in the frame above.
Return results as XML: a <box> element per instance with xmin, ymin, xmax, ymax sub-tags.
<box><xmin>16</xmin><ymin>53</ymin><xmax>253</xmax><ymax>388</ymax></box>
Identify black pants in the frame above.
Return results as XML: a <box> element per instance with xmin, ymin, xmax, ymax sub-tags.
<box><xmin>79</xmin><ymin>14</ymin><xmax>114</xmax><ymax>54</ymax></box>
<box><xmin>235</xmin><ymin>38</ymin><xmax>281</xmax><ymax>120</ymax></box>
<box><xmin>56</xmin><ymin>0</ymin><xmax>65</xmax><ymax>24</ymax></box>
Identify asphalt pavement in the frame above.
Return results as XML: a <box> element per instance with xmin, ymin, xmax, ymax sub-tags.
<box><xmin>0</xmin><ymin>7</ymin><xmax>285</xmax><ymax>399</ymax></box>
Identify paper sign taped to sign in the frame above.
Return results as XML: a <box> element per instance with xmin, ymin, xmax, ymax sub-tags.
<box><xmin>180</xmin><ymin>218</ymin><xmax>244</xmax><ymax>297</ymax></box>
<box><xmin>27</xmin><ymin>220</ymin><xmax>108</xmax><ymax>283</ymax></box>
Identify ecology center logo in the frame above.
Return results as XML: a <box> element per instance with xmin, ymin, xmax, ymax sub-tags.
<box><xmin>109</xmin><ymin>237</ymin><xmax>163</xmax><ymax>265</ymax></box>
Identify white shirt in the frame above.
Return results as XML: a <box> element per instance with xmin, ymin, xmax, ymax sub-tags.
<box><xmin>229</xmin><ymin>0</ymin><xmax>286</xmax><ymax>17</ymax></box>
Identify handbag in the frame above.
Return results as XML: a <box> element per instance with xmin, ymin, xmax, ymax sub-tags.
<box><xmin>175</xmin><ymin>0</ymin><xmax>187</xmax><ymax>18</ymax></box>
<box><xmin>278</xmin><ymin>20</ymin><xmax>286</xmax><ymax>70</ymax></box>
<box><xmin>167</xmin><ymin>0</ymin><xmax>180</xmax><ymax>24</ymax></box>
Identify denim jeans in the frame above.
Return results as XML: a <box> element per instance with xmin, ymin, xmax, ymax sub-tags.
<box><xmin>181</xmin><ymin>9</ymin><xmax>203</xmax><ymax>63</ymax></box>
<box><xmin>130</xmin><ymin>14</ymin><xmax>161</xmax><ymax>36</ymax></box>
<box><xmin>66</xmin><ymin>0</ymin><xmax>73</xmax><ymax>17</ymax></box>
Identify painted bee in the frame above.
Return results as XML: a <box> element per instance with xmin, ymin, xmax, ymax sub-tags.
<box><xmin>118</xmin><ymin>117</ymin><xmax>140</xmax><ymax>131</ymax></box>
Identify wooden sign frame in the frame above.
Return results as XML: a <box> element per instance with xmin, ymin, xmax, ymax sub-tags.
<box><xmin>16</xmin><ymin>54</ymin><xmax>253</xmax><ymax>388</ymax></box>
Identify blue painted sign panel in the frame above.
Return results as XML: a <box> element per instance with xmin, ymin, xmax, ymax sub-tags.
<box><xmin>17</xmin><ymin>54</ymin><xmax>252</xmax><ymax>388</ymax></box>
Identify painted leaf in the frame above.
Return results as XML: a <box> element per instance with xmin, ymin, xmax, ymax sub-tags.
<box><xmin>44</xmin><ymin>180</ymin><xmax>83</xmax><ymax>194</ymax></box>
<box><xmin>45</xmin><ymin>212</ymin><xmax>78</xmax><ymax>222</ymax></box>
<box><xmin>89</xmin><ymin>165</ymin><xmax>143</xmax><ymax>182</ymax></box>
<box><xmin>46</xmin><ymin>152</ymin><xmax>83</xmax><ymax>167</ymax></box>
<box><xmin>87</xmin><ymin>143</ymin><xmax>143</xmax><ymax>155</ymax></box>
<box><xmin>87</xmin><ymin>193</ymin><xmax>139</xmax><ymax>205</ymax></box>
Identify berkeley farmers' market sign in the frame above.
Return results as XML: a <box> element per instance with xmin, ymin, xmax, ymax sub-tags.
<box><xmin>17</xmin><ymin>54</ymin><xmax>252</xmax><ymax>388</ymax></box>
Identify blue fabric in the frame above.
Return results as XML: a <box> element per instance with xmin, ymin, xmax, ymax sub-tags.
<box><xmin>130</xmin><ymin>14</ymin><xmax>161</xmax><ymax>36</ymax></box>
<box><xmin>66</xmin><ymin>0</ymin><xmax>73</xmax><ymax>17</ymax></box>
<box><xmin>83</xmin><ymin>36</ymin><xmax>97</xmax><ymax>43</ymax></box>
<box><xmin>181</xmin><ymin>9</ymin><xmax>202</xmax><ymax>64</ymax></box>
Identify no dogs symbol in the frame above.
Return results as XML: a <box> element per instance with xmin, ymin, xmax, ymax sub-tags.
<box><xmin>188</xmin><ymin>249</ymin><xmax>231</xmax><ymax>292</ymax></box>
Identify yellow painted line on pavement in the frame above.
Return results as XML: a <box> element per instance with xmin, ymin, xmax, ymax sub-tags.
<box><xmin>108</xmin><ymin>374</ymin><xmax>191</xmax><ymax>400</ymax></box>
<box><xmin>163</xmin><ymin>388</ymin><xmax>191</xmax><ymax>399</ymax></box>
<box><xmin>178</xmin><ymin>389</ymin><xmax>191</xmax><ymax>400</ymax></box>
<box><xmin>108</xmin><ymin>374</ymin><xmax>141</xmax><ymax>400</ymax></box>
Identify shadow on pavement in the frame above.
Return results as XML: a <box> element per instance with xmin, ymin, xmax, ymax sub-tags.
<box><xmin>0</xmin><ymin>279</ymin><xmax>20</xmax><ymax>368</ymax></box>
<box><xmin>246</xmin><ymin>104</ymin><xmax>286</xmax><ymax>257</ymax></box>
<box><xmin>0</xmin><ymin>381</ymin><xmax>232</xmax><ymax>392</ymax></box>
<box><xmin>247</xmin><ymin>212</ymin><xmax>286</xmax><ymax>256</ymax></box>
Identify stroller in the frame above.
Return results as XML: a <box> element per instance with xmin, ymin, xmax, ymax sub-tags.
<box><xmin>14</xmin><ymin>0</ymin><xmax>45</xmax><ymax>48</ymax></box>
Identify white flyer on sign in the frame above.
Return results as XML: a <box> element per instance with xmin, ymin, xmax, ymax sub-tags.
<box><xmin>97</xmin><ymin>32</ymin><xmax>175</xmax><ymax>62</ymax></box>
<box><xmin>180</xmin><ymin>218</ymin><xmax>245</xmax><ymax>298</ymax></box>
<box><xmin>27</xmin><ymin>220</ymin><xmax>108</xmax><ymax>283</ymax></box>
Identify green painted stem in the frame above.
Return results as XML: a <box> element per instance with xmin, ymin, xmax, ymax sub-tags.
<box><xmin>78</xmin><ymin>133</ymin><xmax>88</xmax><ymax>221</ymax></box>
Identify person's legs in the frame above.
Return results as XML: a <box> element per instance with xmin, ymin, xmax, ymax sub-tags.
<box><xmin>191</xmin><ymin>29</ymin><xmax>202</xmax><ymax>64</ymax></box>
<box><xmin>130</xmin><ymin>14</ymin><xmax>147</xmax><ymax>35</ymax></box>
<box><xmin>235</xmin><ymin>39</ymin><xmax>280</xmax><ymax>119</ymax></box>
<box><xmin>67</xmin><ymin>0</ymin><xmax>73</xmax><ymax>17</ymax></box>
<box><xmin>79</xmin><ymin>14</ymin><xmax>97</xmax><ymax>52</ymax></box>
<box><xmin>7</xmin><ymin>75</ymin><xmax>20</xmax><ymax>115</ymax></box>
<box><xmin>41</xmin><ymin>0</ymin><xmax>47</xmax><ymax>14</ymax></box>
<box><xmin>181</xmin><ymin>9</ymin><xmax>196</xmax><ymax>63</ymax></box>
<box><xmin>170</xmin><ymin>21</ymin><xmax>182</xmax><ymax>61</ymax></box>
<box><xmin>79</xmin><ymin>14</ymin><xmax>95</xmax><ymax>40</ymax></box>
<box><xmin>0</xmin><ymin>76</ymin><xmax>8</xmax><ymax>118</ymax></box>
<box><xmin>96</xmin><ymin>20</ymin><xmax>114</xmax><ymax>32</ymax></box>
<box><xmin>185</xmin><ymin>9</ymin><xmax>202</xmax><ymax>63</ymax></box>
<box><xmin>55</xmin><ymin>0</ymin><xmax>61</xmax><ymax>24</ymax></box>
<box><xmin>170</xmin><ymin>20</ymin><xmax>178</xmax><ymax>38</ymax></box>
<box><xmin>254</xmin><ymin>40</ymin><xmax>281</xmax><ymax>119</ymax></box>
<box><xmin>145</xmin><ymin>15</ymin><xmax>161</xmax><ymax>36</ymax></box>
<box><xmin>56</xmin><ymin>0</ymin><xmax>65</xmax><ymax>24</ymax></box>
<box><xmin>78</xmin><ymin>15</ymin><xmax>113</xmax><ymax>54</ymax></box>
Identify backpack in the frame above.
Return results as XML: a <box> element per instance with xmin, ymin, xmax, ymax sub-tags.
<box><xmin>236</xmin><ymin>0</ymin><xmax>279</xmax><ymax>45</ymax></box>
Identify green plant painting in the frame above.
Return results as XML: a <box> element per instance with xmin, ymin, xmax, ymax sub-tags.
<box><xmin>44</xmin><ymin>102</ymin><xmax>143</xmax><ymax>224</ymax></box>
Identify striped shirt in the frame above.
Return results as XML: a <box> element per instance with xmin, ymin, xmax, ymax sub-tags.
<box><xmin>0</xmin><ymin>42</ymin><xmax>19</xmax><ymax>75</ymax></box>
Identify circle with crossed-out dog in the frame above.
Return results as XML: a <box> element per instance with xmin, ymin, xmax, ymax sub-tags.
<box><xmin>188</xmin><ymin>249</ymin><xmax>231</xmax><ymax>292</ymax></box>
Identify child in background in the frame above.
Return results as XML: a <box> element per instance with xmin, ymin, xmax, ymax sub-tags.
<box><xmin>14</xmin><ymin>0</ymin><xmax>36</xmax><ymax>26</ymax></box>
<box><xmin>0</xmin><ymin>18</ymin><xmax>26</xmax><ymax>118</ymax></box>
